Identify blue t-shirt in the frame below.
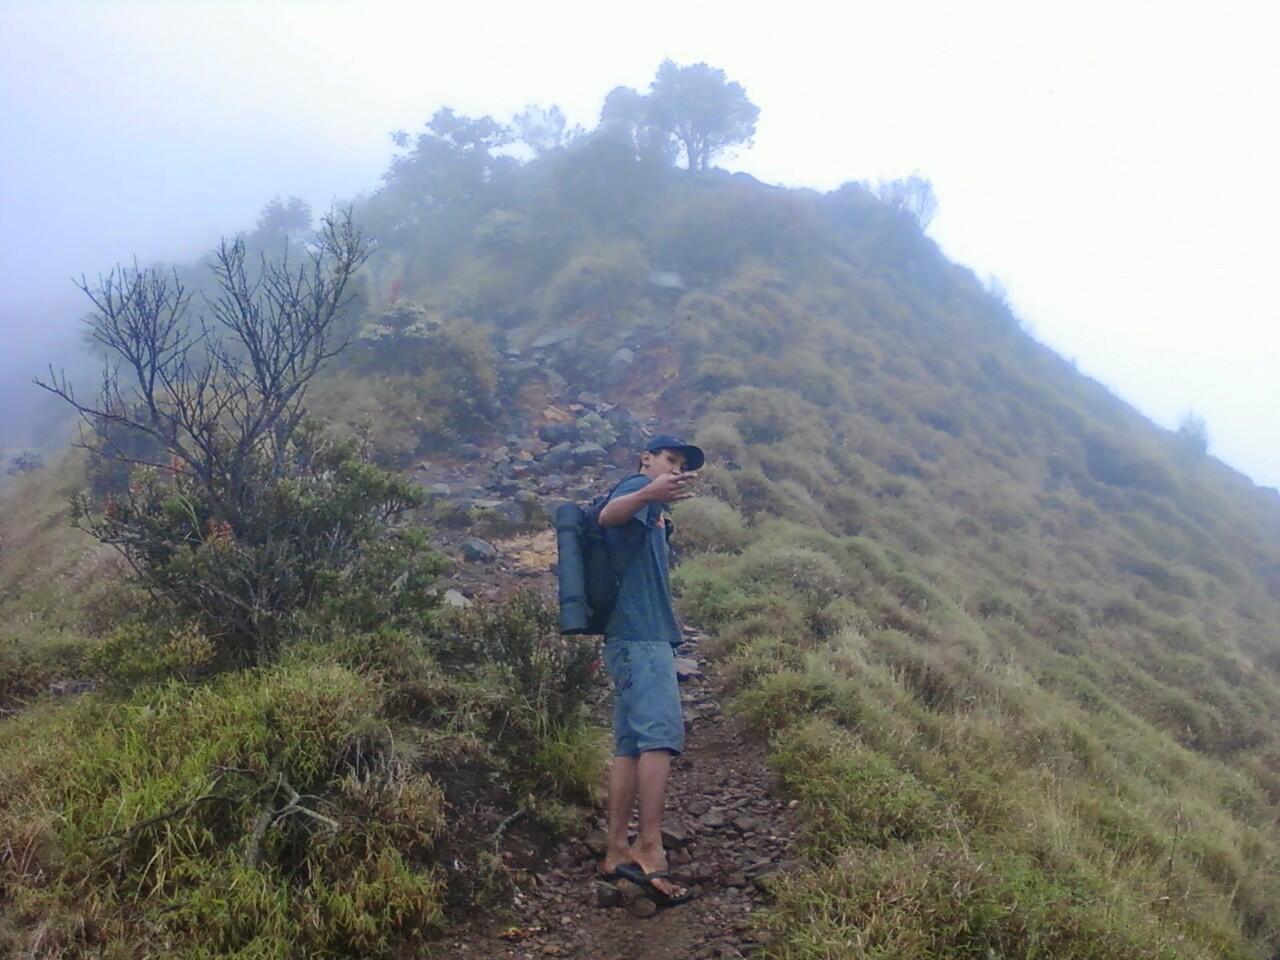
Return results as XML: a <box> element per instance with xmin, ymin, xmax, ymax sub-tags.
<box><xmin>603</xmin><ymin>474</ymin><xmax>681</xmax><ymax>644</ymax></box>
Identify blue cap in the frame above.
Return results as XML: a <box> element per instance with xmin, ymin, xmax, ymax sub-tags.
<box><xmin>645</xmin><ymin>434</ymin><xmax>705</xmax><ymax>471</ymax></box>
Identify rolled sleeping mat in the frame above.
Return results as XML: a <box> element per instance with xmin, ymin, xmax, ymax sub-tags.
<box><xmin>555</xmin><ymin>502</ymin><xmax>590</xmax><ymax>635</ymax></box>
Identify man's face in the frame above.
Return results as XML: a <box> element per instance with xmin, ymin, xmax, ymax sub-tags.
<box><xmin>641</xmin><ymin>448</ymin><xmax>687</xmax><ymax>478</ymax></box>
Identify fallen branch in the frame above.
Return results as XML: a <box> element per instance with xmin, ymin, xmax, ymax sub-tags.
<box><xmin>489</xmin><ymin>806</ymin><xmax>527</xmax><ymax>849</ymax></box>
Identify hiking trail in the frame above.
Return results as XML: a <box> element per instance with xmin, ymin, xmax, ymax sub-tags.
<box><xmin>419</xmin><ymin>456</ymin><xmax>800</xmax><ymax>960</ymax></box>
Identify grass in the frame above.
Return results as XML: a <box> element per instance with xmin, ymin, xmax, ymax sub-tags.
<box><xmin>0</xmin><ymin>601</ymin><xmax>607</xmax><ymax>958</ymax></box>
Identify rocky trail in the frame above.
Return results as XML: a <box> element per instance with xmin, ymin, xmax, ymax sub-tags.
<box><xmin>413</xmin><ymin>408</ymin><xmax>801</xmax><ymax>959</ymax></box>
<box><xmin>427</xmin><ymin>622</ymin><xmax>800</xmax><ymax>960</ymax></box>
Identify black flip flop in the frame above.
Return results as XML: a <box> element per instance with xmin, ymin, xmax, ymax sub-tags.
<box><xmin>597</xmin><ymin>861</ymin><xmax>637</xmax><ymax>882</ymax></box>
<box><xmin>613</xmin><ymin>862</ymin><xmax>694</xmax><ymax>906</ymax></box>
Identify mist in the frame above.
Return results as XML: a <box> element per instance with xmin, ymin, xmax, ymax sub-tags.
<box><xmin>3</xmin><ymin>0</ymin><xmax>1278</xmax><ymax>486</ymax></box>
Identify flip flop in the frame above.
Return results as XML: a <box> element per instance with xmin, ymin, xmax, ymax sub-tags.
<box><xmin>597</xmin><ymin>860</ymin><xmax>636</xmax><ymax>882</ymax></box>
<box><xmin>613</xmin><ymin>862</ymin><xmax>694</xmax><ymax>906</ymax></box>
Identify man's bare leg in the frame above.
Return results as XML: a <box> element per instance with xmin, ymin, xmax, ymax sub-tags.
<box><xmin>631</xmin><ymin>749</ymin><xmax>687</xmax><ymax>899</ymax></box>
<box><xmin>602</xmin><ymin>755</ymin><xmax>638</xmax><ymax>872</ymax></box>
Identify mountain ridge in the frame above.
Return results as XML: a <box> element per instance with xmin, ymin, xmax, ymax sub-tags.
<box><xmin>2</xmin><ymin>105</ymin><xmax>1279</xmax><ymax>957</ymax></box>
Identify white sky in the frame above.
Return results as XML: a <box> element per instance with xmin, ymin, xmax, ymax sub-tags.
<box><xmin>2</xmin><ymin>0</ymin><xmax>1278</xmax><ymax>487</ymax></box>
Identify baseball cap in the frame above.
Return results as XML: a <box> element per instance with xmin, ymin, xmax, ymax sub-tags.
<box><xmin>645</xmin><ymin>434</ymin><xmax>705</xmax><ymax>471</ymax></box>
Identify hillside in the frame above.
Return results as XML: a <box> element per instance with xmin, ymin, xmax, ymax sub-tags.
<box><xmin>3</xmin><ymin>91</ymin><xmax>1280</xmax><ymax>959</ymax></box>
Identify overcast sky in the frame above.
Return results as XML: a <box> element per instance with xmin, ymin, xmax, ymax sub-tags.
<box><xmin>3</xmin><ymin>0</ymin><xmax>1278</xmax><ymax>487</ymax></box>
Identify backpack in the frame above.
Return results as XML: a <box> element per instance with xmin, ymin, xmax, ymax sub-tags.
<box><xmin>555</xmin><ymin>474</ymin><xmax>647</xmax><ymax>635</ymax></box>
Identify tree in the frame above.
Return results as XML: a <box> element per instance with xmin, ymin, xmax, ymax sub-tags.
<box><xmin>36</xmin><ymin>210</ymin><xmax>437</xmax><ymax>661</ymax></box>
<box><xmin>1176</xmin><ymin>410</ymin><xmax>1210</xmax><ymax>458</ymax></box>
<box><xmin>645</xmin><ymin>60</ymin><xmax>759</xmax><ymax>172</ymax></box>
<box><xmin>374</xmin><ymin>108</ymin><xmax>515</xmax><ymax>247</ymax></box>
<box><xmin>872</xmin><ymin>174</ymin><xmax>938</xmax><ymax>229</ymax></box>
<box><xmin>513</xmin><ymin>103</ymin><xmax>568</xmax><ymax>155</ymax></box>
<box><xmin>597</xmin><ymin>85</ymin><xmax>676</xmax><ymax>165</ymax></box>
<box><xmin>248</xmin><ymin>196</ymin><xmax>312</xmax><ymax>249</ymax></box>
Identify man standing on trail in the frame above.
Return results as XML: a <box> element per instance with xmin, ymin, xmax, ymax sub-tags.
<box><xmin>595</xmin><ymin>434</ymin><xmax>704</xmax><ymax>907</ymax></box>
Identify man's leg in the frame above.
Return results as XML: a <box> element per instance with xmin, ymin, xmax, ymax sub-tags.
<box><xmin>631</xmin><ymin>748</ymin><xmax>687</xmax><ymax>899</ymax></box>
<box><xmin>603</xmin><ymin>755</ymin><xmax>638</xmax><ymax>871</ymax></box>
<box><xmin>634</xmin><ymin>748</ymin><xmax>671</xmax><ymax>854</ymax></box>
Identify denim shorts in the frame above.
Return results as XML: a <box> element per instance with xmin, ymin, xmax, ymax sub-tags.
<box><xmin>602</xmin><ymin>639</ymin><xmax>685</xmax><ymax>757</ymax></box>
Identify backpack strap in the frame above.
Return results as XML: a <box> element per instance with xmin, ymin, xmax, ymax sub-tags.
<box><xmin>599</xmin><ymin>473</ymin><xmax>650</xmax><ymax>584</ymax></box>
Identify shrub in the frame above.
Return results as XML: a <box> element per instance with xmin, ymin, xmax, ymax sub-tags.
<box><xmin>693</xmin><ymin>416</ymin><xmax>747</xmax><ymax>465</ymax></box>
<box><xmin>755</xmin><ymin>843</ymin><xmax>1192</xmax><ymax>960</ymax></box>
<box><xmin>540</xmin><ymin>242</ymin><xmax>647</xmax><ymax>323</ymax></box>
<box><xmin>694</xmin><ymin>354</ymin><xmax>747</xmax><ymax>392</ymax></box>
<box><xmin>0</xmin><ymin>662</ymin><xmax>450</xmax><ymax>959</ymax></box>
<box><xmin>739</xmin><ymin>544</ymin><xmax>845</xmax><ymax>604</ymax></box>
<box><xmin>651</xmin><ymin>184</ymin><xmax>817</xmax><ymax>281</ymax></box>
<box><xmin>473</xmin><ymin>208</ymin><xmax>532</xmax><ymax>252</ymax></box>
<box><xmin>442</xmin><ymin>589</ymin><xmax>597</xmax><ymax>729</ymax></box>
<box><xmin>672</xmin><ymin>497</ymin><xmax>751</xmax><ymax>554</ymax></box>
<box><xmin>772</xmin><ymin>717</ymin><xmax>942</xmax><ymax>855</ymax></box>
<box><xmin>75</xmin><ymin>431</ymin><xmax>437</xmax><ymax>665</ymax></box>
<box><xmin>672</xmin><ymin>561</ymin><xmax>754</xmax><ymax>629</ymax></box>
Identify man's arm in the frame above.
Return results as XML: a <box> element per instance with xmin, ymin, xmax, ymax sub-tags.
<box><xmin>598</xmin><ymin>486</ymin><xmax>655</xmax><ymax>528</ymax></box>
<box><xmin>598</xmin><ymin>473</ymin><xmax>695</xmax><ymax>527</ymax></box>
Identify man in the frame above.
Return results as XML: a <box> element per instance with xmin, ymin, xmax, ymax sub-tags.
<box><xmin>595</xmin><ymin>434</ymin><xmax>704</xmax><ymax>907</ymax></box>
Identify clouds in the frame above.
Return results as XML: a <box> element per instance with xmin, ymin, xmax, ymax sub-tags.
<box><xmin>2</xmin><ymin>0</ymin><xmax>1277</xmax><ymax>483</ymax></box>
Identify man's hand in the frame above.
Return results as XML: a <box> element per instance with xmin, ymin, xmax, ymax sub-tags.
<box><xmin>597</xmin><ymin>472</ymin><xmax>698</xmax><ymax>527</ymax></box>
<box><xmin>646</xmin><ymin>472</ymin><xmax>698</xmax><ymax>504</ymax></box>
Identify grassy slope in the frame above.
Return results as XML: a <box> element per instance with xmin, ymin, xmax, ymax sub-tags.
<box><xmin>3</xmin><ymin>147</ymin><xmax>1279</xmax><ymax>957</ymax></box>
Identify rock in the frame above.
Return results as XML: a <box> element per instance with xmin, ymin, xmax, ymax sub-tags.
<box><xmin>626</xmin><ymin>896</ymin><xmax>657</xmax><ymax>919</ymax></box>
<box><xmin>531</xmin><ymin>327</ymin><xmax>577</xmax><ymax>349</ymax></box>
<box><xmin>662</xmin><ymin>824</ymin><xmax>692</xmax><ymax>847</ymax></box>
<box><xmin>733</xmin><ymin>816</ymin><xmax>761</xmax><ymax>834</ymax></box>
<box><xmin>461</xmin><ymin>538</ymin><xmax>498</xmax><ymax>563</ymax></box>
<box><xmin>725</xmin><ymin>871</ymin><xmax>749</xmax><ymax>888</ymax></box>
<box><xmin>50</xmin><ymin>679</ymin><xmax>95</xmax><ymax>696</ymax></box>
<box><xmin>572</xmin><ymin>443</ymin><xmax>608</xmax><ymax>466</ymax></box>
<box><xmin>476</xmin><ymin>499</ymin><xmax>526</xmax><ymax>525</ymax></box>
<box><xmin>583</xmin><ymin>830</ymin><xmax>609</xmax><ymax>856</ymax></box>
<box><xmin>689</xmin><ymin>861</ymin><xmax>716</xmax><ymax>882</ymax></box>
<box><xmin>576</xmin><ymin>390</ymin><xmax>605</xmax><ymax>406</ymax></box>
<box><xmin>699</xmin><ymin>810</ymin><xmax>729</xmax><ymax>829</ymax></box>
<box><xmin>543</xmin><ymin>443</ymin><xmax>576</xmax><ymax>470</ymax></box>
<box><xmin>608</xmin><ymin>347</ymin><xmax>635</xmax><ymax>368</ymax></box>
<box><xmin>648</xmin><ymin>269</ymin><xmax>685</xmax><ymax>290</ymax></box>
<box><xmin>422</xmin><ymin>482</ymin><xmax>452</xmax><ymax>498</ymax></box>
<box><xmin>593</xmin><ymin>881</ymin><xmax>623</xmax><ymax>908</ymax></box>
<box><xmin>456</xmin><ymin>443</ymin><xmax>484</xmax><ymax>461</ymax></box>
<box><xmin>545</xmin><ymin>368</ymin><xmax>569</xmax><ymax>398</ymax></box>
<box><xmin>674</xmin><ymin>657</ymin><xmax>701</xmax><ymax>682</ymax></box>
<box><xmin>539</xmin><ymin>422</ymin><xmax>580</xmax><ymax>444</ymax></box>
<box><xmin>443</xmin><ymin>589</ymin><xmax>472</xmax><ymax>609</ymax></box>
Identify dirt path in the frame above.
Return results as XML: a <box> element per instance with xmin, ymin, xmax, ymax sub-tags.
<box><xmin>429</xmin><ymin>625</ymin><xmax>799</xmax><ymax>960</ymax></box>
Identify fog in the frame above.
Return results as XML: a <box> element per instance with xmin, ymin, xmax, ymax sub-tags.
<box><xmin>3</xmin><ymin>0</ymin><xmax>1278</xmax><ymax>486</ymax></box>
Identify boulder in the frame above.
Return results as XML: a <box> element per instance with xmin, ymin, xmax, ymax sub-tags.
<box><xmin>674</xmin><ymin>657</ymin><xmax>701</xmax><ymax>682</ymax></box>
<box><xmin>539</xmin><ymin>422</ymin><xmax>580</xmax><ymax>444</ymax></box>
<box><xmin>542</xmin><ymin>443</ymin><xmax>576</xmax><ymax>470</ymax></box>
<box><xmin>442</xmin><ymin>589</ymin><xmax>472</xmax><ymax>608</ymax></box>
<box><xmin>544</xmin><ymin>368</ymin><xmax>569</xmax><ymax>398</ymax></box>
<box><xmin>531</xmin><ymin>327</ymin><xmax>577</xmax><ymax>349</ymax></box>
<box><xmin>573</xmin><ymin>443</ymin><xmax>609</xmax><ymax>467</ymax></box>
<box><xmin>461</xmin><ymin>538</ymin><xmax>498</xmax><ymax>563</ymax></box>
